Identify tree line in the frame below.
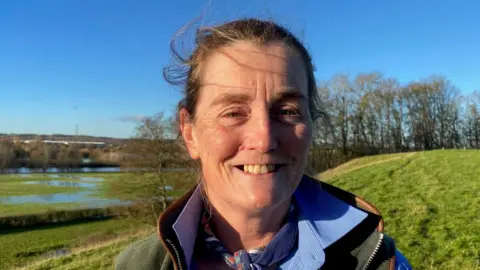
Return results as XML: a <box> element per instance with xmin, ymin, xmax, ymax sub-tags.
<box><xmin>309</xmin><ymin>72</ymin><xmax>480</xmax><ymax>172</ymax></box>
<box><xmin>0</xmin><ymin>139</ymin><xmax>123</xmax><ymax>172</ymax></box>
<box><xmin>0</xmin><ymin>139</ymin><xmax>85</xmax><ymax>172</ymax></box>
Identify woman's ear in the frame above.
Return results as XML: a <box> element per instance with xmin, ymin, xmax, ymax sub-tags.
<box><xmin>179</xmin><ymin>108</ymin><xmax>200</xmax><ymax>159</ymax></box>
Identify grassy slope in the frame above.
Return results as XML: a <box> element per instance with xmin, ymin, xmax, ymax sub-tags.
<box><xmin>319</xmin><ymin>150</ymin><xmax>480</xmax><ymax>269</ymax></box>
<box><xmin>0</xmin><ymin>219</ymin><xmax>150</xmax><ymax>270</ymax></box>
<box><xmin>15</xmin><ymin>230</ymin><xmax>154</xmax><ymax>270</ymax></box>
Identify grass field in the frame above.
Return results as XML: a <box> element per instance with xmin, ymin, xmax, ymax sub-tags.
<box><xmin>14</xmin><ymin>229</ymin><xmax>154</xmax><ymax>270</ymax></box>
<box><xmin>0</xmin><ymin>218</ymin><xmax>151</xmax><ymax>270</ymax></box>
<box><xmin>0</xmin><ymin>175</ymin><xmax>64</xmax><ymax>182</ymax></box>
<box><xmin>319</xmin><ymin>149</ymin><xmax>480</xmax><ymax>269</ymax></box>
<box><xmin>0</xmin><ymin>203</ymin><xmax>87</xmax><ymax>217</ymax></box>
<box><xmin>0</xmin><ymin>171</ymin><xmax>195</xmax><ymax>269</ymax></box>
<box><xmin>0</xmin><ymin>183</ymin><xmax>82</xmax><ymax>196</ymax></box>
<box><xmin>4</xmin><ymin>152</ymin><xmax>479</xmax><ymax>269</ymax></box>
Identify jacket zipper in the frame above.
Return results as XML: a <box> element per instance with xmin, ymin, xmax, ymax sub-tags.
<box><xmin>165</xmin><ymin>239</ymin><xmax>184</xmax><ymax>270</ymax></box>
<box><xmin>363</xmin><ymin>233</ymin><xmax>384</xmax><ymax>270</ymax></box>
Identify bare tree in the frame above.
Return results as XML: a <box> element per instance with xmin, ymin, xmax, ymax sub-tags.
<box><xmin>56</xmin><ymin>144</ymin><xmax>83</xmax><ymax>171</ymax></box>
<box><xmin>462</xmin><ymin>91</ymin><xmax>480</xmax><ymax>148</ymax></box>
<box><xmin>327</xmin><ymin>74</ymin><xmax>355</xmax><ymax>155</ymax></box>
<box><xmin>112</xmin><ymin>112</ymin><xmax>189</xmax><ymax>225</ymax></box>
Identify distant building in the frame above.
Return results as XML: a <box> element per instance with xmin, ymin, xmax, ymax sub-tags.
<box><xmin>16</xmin><ymin>139</ymin><xmax>107</xmax><ymax>147</ymax></box>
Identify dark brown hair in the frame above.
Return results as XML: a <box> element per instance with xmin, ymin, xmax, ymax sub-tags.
<box><xmin>164</xmin><ymin>18</ymin><xmax>325</xmax><ymax>123</ymax></box>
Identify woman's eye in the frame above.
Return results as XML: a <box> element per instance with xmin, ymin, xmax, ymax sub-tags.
<box><xmin>274</xmin><ymin>107</ymin><xmax>302</xmax><ymax>123</ymax></box>
<box><xmin>224</xmin><ymin>111</ymin><xmax>243</xmax><ymax>118</ymax></box>
<box><xmin>219</xmin><ymin>110</ymin><xmax>248</xmax><ymax>126</ymax></box>
<box><xmin>279</xmin><ymin>108</ymin><xmax>300</xmax><ymax>116</ymax></box>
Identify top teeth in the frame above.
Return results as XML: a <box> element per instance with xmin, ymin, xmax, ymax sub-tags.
<box><xmin>243</xmin><ymin>164</ymin><xmax>275</xmax><ymax>174</ymax></box>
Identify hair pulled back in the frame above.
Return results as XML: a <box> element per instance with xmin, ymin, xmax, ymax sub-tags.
<box><xmin>164</xmin><ymin>18</ymin><xmax>325</xmax><ymax>124</ymax></box>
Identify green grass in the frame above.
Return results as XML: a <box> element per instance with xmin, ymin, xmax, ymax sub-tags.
<box><xmin>0</xmin><ymin>175</ymin><xmax>58</xmax><ymax>183</ymax></box>
<box><xmin>319</xmin><ymin>150</ymin><xmax>480</xmax><ymax>269</ymax></box>
<box><xmin>6</xmin><ymin>152</ymin><xmax>480</xmax><ymax>269</ymax></box>
<box><xmin>16</xmin><ymin>230</ymin><xmax>152</xmax><ymax>270</ymax></box>
<box><xmin>0</xmin><ymin>203</ymin><xmax>86</xmax><ymax>217</ymax></box>
<box><xmin>107</xmin><ymin>171</ymin><xmax>196</xmax><ymax>201</ymax></box>
<box><xmin>0</xmin><ymin>218</ymin><xmax>151</xmax><ymax>270</ymax></box>
<box><xmin>0</xmin><ymin>182</ymin><xmax>84</xmax><ymax>196</ymax></box>
<box><xmin>0</xmin><ymin>171</ymin><xmax>193</xmax><ymax>269</ymax></box>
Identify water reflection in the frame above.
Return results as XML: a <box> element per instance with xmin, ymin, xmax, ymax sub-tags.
<box><xmin>79</xmin><ymin>167</ymin><xmax>122</xmax><ymax>173</ymax></box>
<box><xmin>23</xmin><ymin>180</ymin><xmax>97</xmax><ymax>188</ymax></box>
<box><xmin>77</xmin><ymin>177</ymin><xmax>104</xmax><ymax>182</ymax></box>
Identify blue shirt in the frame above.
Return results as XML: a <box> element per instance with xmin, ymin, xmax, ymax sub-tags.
<box><xmin>172</xmin><ymin>176</ymin><xmax>412</xmax><ymax>269</ymax></box>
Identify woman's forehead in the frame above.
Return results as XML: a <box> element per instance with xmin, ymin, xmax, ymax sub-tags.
<box><xmin>199</xmin><ymin>41</ymin><xmax>309</xmax><ymax>99</ymax></box>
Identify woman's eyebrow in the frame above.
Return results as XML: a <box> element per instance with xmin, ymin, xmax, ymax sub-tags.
<box><xmin>210</xmin><ymin>93</ymin><xmax>252</xmax><ymax>107</ymax></box>
<box><xmin>210</xmin><ymin>90</ymin><xmax>306</xmax><ymax>107</ymax></box>
<box><xmin>271</xmin><ymin>90</ymin><xmax>307</xmax><ymax>103</ymax></box>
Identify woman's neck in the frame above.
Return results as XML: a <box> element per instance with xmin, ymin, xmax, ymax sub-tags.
<box><xmin>205</xmin><ymin>195</ymin><xmax>292</xmax><ymax>253</ymax></box>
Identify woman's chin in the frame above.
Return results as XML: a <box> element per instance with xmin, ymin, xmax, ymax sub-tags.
<box><xmin>241</xmin><ymin>190</ymin><xmax>290</xmax><ymax>211</ymax></box>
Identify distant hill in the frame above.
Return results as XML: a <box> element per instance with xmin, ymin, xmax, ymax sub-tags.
<box><xmin>0</xmin><ymin>133</ymin><xmax>131</xmax><ymax>146</ymax></box>
<box><xmin>318</xmin><ymin>150</ymin><xmax>480</xmax><ymax>269</ymax></box>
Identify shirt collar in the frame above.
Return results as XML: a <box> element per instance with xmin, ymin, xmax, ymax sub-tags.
<box><xmin>290</xmin><ymin>176</ymin><xmax>368</xmax><ymax>269</ymax></box>
<box><xmin>172</xmin><ymin>176</ymin><xmax>368</xmax><ymax>269</ymax></box>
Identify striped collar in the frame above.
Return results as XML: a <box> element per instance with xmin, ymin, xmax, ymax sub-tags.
<box><xmin>172</xmin><ymin>176</ymin><xmax>368</xmax><ymax>269</ymax></box>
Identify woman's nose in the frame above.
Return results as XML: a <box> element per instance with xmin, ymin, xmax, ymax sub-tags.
<box><xmin>244</xmin><ymin>114</ymin><xmax>278</xmax><ymax>153</ymax></box>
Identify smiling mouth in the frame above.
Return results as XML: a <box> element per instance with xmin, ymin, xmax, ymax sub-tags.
<box><xmin>234</xmin><ymin>164</ymin><xmax>285</xmax><ymax>175</ymax></box>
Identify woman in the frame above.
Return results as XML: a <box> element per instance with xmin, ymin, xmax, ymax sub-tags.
<box><xmin>115</xmin><ymin>18</ymin><xmax>412</xmax><ymax>270</ymax></box>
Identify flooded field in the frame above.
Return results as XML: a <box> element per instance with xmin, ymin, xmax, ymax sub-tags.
<box><xmin>0</xmin><ymin>174</ymin><xmax>126</xmax><ymax>216</ymax></box>
<box><xmin>0</xmin><ymin>172</ymin><xmax>178</xmax><ymax>217</ymax></box>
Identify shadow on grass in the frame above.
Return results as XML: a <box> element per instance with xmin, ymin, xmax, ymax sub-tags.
<box><xmin>0</xmin><ymin>216</ymin><xmax>117</xmax><ymax>236</ymax></box>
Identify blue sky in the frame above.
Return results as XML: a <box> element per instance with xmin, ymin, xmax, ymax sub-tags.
<box><xmin>1</xmin><ymin>0</ymin><xmax>479</xmax><ymax>138</ymax></box>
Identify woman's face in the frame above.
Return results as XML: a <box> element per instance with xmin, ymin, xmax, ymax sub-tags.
<box><xmin>182</xmin><ymin>41</ymin><xmax>313</xmax><ymax>211</ymax></box>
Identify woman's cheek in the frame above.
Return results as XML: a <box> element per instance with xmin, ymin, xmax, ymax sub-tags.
<box><xmin>283</xmin><ymin>124</ymin><xmax>312</xmax><ymax>155</ymax></box>
<box><xmin>200</xmin><ymin>124</ymin><xmax>239</xmax><ymax>159</ymax></box>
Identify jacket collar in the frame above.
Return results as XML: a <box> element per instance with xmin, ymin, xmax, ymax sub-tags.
<box><xmin>172</xmin><ymin>185</ymin><xmax>203</xmax><ymax>270</ymax></box>
<box><xmin>157</xmin><ymin>175</ymin><xmax>383</xmax><ymax>269</ymax></box>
